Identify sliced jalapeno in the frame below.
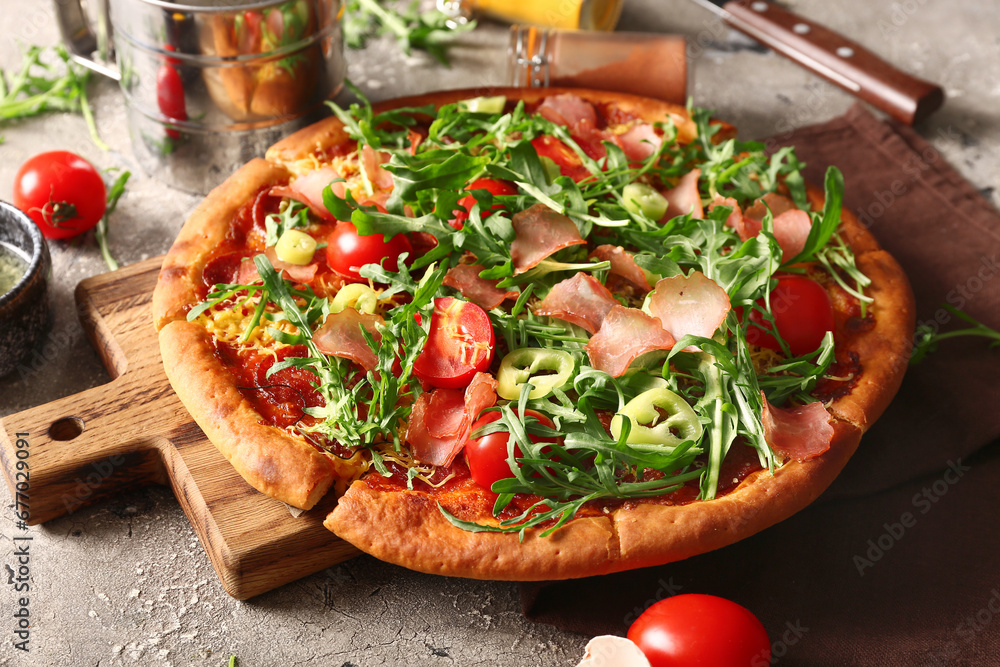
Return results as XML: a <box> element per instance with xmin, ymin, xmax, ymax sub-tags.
<box><xmin>622</xmin><ymin>182</ymin><xmax>668</xmax><ymax>220</ymax></box>
<box><xmin>458</xmin><ymin>95</ymin><xmax>507</xmax><ymax>114</ymax></box>
<box><xmin>611</xmin><ymin>387</ymin><xmax>702</xmax><ymax>449</ymax></box>
<box><xmin>496</xmin><ymin>348</ymin><xmax>574</xmax><ymax>400</ymax></box>
<box><xmin>274</xmin><ymin>229</ymin><xmax>316</xmax><ymax>265</ymax></box>
<box><xmin>331</xmin><ymin>283</ymin><xmax>378</xmax><ymax>314</ymax></box>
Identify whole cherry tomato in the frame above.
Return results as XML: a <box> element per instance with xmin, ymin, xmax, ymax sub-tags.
<box><xmin>412</xmin><ymin>297</ymin><xmax>494</xmax><ymax>389</ymax></box>
<box><xmin>465</xmin><ymin>409</ymin><xmax>556</xmax><ymax>490</ymax></box>
<box><xmin>12</xmin><ymin>151</ymin><xmax>107</xmax><ymax>240</ymax></box>
<box><xmin>746</xmin><ymin>274</ymin><xmax>835</xmax><ymax>357</ymax></box>
<box><xmin>325</xmin><ymin>220</ymin><xmax>413</xmax><ymax>282</ymax></box>
<box><xmin>451</xmin><ymin>177</ymin><xmax>517</xmax><ymax>229</ymax></box>
<box><xmin>156</xmin><ymin>59</ymin><xmax>187</xmax><ymax>139</ymax></box>
<box><xmin>628</xmin><ymin>594</ymin><xmax>771</xmax><ymax>667</ymax></box>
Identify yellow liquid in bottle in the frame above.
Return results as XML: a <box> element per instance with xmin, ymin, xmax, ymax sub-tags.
<box><xmin>473</xmin><ymin>0</ymin><xmax>623</xmax><ymax>31</ymax></box>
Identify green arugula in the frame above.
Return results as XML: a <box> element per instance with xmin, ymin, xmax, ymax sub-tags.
<box><xmin>343</xmin><ymin>0</ymin><xmax>476</xmax><ymax>65</ymax></box>
<box><xmin>0</xmin><ymin>45</ymin><xmax>107</xmax><ymax>150</ymax></box>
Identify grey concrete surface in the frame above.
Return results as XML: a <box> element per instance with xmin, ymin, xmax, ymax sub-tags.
<box><xmin>1</xmin><ymin>0</ymin><xmax>998</xmax><ymax>665</ymax></box>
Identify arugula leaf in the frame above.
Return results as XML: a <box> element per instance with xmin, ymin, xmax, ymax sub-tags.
<box><xmin>342</xmin><ymin>0</ymin><xmax>476</xmax><ymax>65</ymax></box>
<box><xmin>0</xmin><ymin>45</ymin><xmax>107</xmax><ymax>150</ymax></box>
<box><xmin>96</xmin><ymin>169</ymin><xmax>131</xmax><ymax>271</ymax></box>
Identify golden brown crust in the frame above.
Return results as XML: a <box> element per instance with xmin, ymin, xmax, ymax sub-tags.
<box><xmin>158</xmin><ymin>321</ymin><xmax>351</xmax><ymax>509</ymax></box>
<box><xmin>152</xmin><ymin>158</ymin><xmax>291</xmax><ymax>331</ymax></box>
<box><xmin>328</xmin><ymin>419</ymin><xmax>862</xmax><ymax>579</ymax></box>
<box><xmin>326</xmin><ymin>484</ymin><xmax>618</xmax><ymax>580</ymax></box>
<box><xmin>826</xmin><ymin>249</ymin><xmax>915</xmax><ymax>430</ymax></box>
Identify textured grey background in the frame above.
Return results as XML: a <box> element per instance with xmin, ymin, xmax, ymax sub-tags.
<box><xmin>0</xmin><ymin>0</ymin><xmax>997</xmax><ymax>664</ymax></box>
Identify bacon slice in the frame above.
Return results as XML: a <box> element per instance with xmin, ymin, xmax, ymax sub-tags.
<box><xmin>572</xmin><ymin>126</ymin><xmax>621</xmax><ymax>162</ymax></box>
<box><xmin>534</xmin><ymin>272</ymin><xmax>619</xmax><ymax>334</ymax></box>
<box><xmin>442</xmin><ymin>264</ymin><xmax>518</xmax><ymax>310</ymax></box>
<box><xmin>585</xmin><ymin>306</ymin><xmax>675</xmax><ymax>377</ymax></box>
<box><xmin>760</xmin><ymin>393</ymin><xmax>833</xmax><ymax>461</ymax></box>
<box><xmin>660</xmin><ymin>168</ymin><xmax>703</xmax><ymax>220</ymax></box>
<box><xmin>619</xmin><ymin>123</ymin><xmax>662</xmax><ymax>162</ymax></box>
<box><xmin>269</xmin><ymin>167</ymin><xmax>344</xmax><ymax>220</ymax></box>
<box><xmin>590</xmin><ymin>245</ymin><xmax>652</xmax><ymax>292</ymax></box>
<box><xmin>313</xmin><ymin>308</ymin><xmax>384</xmax><ymax>372</ymax></box>
<box><xmin>361</xmin><ymin>144</ymin><xmax>394</xmax><ymax>192</ymax></box>
<box><xmin>536</xmin><ymin>93</ymin><xmax>598</xmax><ymax>131</ymax></box>
<box><xmin>407</xmin><ymin>373</ymin><xmax>498</xmax><ymax>466</ymax></box>
<box><xmin>510</xmin><ymin>204</ymin><xmax>586</xmax><ymax>274</ymax></box>
<box><xmin>647</xmin><ymin>271</ymin><xmax>730</xmax><ymax>346</ymax></box>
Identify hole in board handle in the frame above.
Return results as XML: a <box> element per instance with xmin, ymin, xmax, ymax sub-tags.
<box><xmin>50</xmin><ymin>417</ymin><xmax>85</xmax><ymax>441</ymax></box>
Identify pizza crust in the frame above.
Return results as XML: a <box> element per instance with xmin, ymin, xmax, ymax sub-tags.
<box><xmin>159</xmin><ymin>320</ymin><xmax>357</xmax><ymax>509</ymax></box>
<box><xmin>328</xmin><ymin>419</ymin><xmax>863</xmax><ymax>579</ymax></box>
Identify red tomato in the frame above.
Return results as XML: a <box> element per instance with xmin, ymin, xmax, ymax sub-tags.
<box><xmin>413</xmin><ymin>297</ymin><xmax>494</xmax><ymax>389</ymax></box>
<box><xmin>156</xmin><ymin>62</ymin><xmax>187</xmax><ymax>139</ymax></box>
<box><xmin>465</xmin><ymin>409</ymin><xmax>556</xmax><ymax>490</ymax></box>
<box><xmin>238</xmin><ymin>11</ymin><xmax>263</xmax><ymax>53</ymax></box>
<box><xmin>531</xmin><ymin>135</ymin><xmax>590</xmax><ymax>182</ymax></box>
<box><xmin>12</xmin><ymin>151</ymin><xmax>107</xmax><ymax>240</ymax></box>
<box><xmin>451</xmin><ymin>178</ymin><xmax>517</xmax><ymax>229</ymax></box>
<box><xmin>746</xmin><ymin>275</ymin><xmax>835</xmax><ymax>357</ymax></box>
<box><xmin>325</xmin><ymin>221</ymin><xmax>413</xmax><ymax>282</ymax></box>
<box><xmin>628</xmin><ymin>594</ymin><xmax>770</xmax><ymax>667</ymax></box>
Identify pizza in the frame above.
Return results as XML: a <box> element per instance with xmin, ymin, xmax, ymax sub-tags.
<box><xmin>152</xmin><ymin>87</ymin><xmax>914</xmax><ymax>580</ymax></box>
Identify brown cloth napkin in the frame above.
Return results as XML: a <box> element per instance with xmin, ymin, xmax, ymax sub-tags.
<box><xmin>521</xmin><ymin>104</ymin><xmax>1000</xmax><ymax>665</ymax></box>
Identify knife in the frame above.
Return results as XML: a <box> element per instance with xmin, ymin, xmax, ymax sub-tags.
<box><xmin>689</xmin><ymin>0</ymin><xmax>944</xmax><ymax>125</ymax></box>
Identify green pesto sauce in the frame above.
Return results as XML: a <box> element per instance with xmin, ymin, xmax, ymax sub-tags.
<box><xmin>0</xmin><ymin>243</ymin><xmax>28</xmax><ymax>295</ymax></box>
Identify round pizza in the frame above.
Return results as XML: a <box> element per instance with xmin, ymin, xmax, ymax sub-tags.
<box><xmin>152</xmin><ymin>87</ymin><xmax>914</xmax><ymax>580</ymax></box>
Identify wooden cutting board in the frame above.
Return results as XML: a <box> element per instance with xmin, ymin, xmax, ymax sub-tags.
<box><xmin>0</xmin><ymin>257</ymin><xmax>359</xmax><ymax>599</ymax></box>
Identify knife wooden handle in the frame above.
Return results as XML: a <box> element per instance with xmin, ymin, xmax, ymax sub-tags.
<box><xmin>722</xmin><ymin>0</ymin><xmax>944</xmax><ymax>125</ymax></box>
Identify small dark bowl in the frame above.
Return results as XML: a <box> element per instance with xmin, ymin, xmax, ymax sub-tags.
<box><xmin>0</xmin><ymin>201</ymin><xmax>51</xmax><ymax>378</ymax></box>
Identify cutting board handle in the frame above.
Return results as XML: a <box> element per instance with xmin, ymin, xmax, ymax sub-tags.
<box><xmin>0</xmin><ymin>380</ymin><xmax>169</xmax><ymax>525</ymax></box>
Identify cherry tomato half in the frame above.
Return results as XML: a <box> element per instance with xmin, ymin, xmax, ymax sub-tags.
<box><xmin>627</xmin><ymin>594</ymin><xmax>771</xmax><ymax>667</ymax></box>
<box><xmin>413</xmin><ymin>297</ymin><xmax>495</xmax><ymax>389</ymax></box>
<box><xmin>325</xmin><ymin>220</ymin><xmax>413</xmax><ymax>282</ymax></box>
<box><xmin>13</xmin><ymin>151</ymin><xmax>107</xmax><ymax>240</ymax></box>
<box><xmin>531</xmin><ymin>135</ymin><xmax>590</xmax><ymax>182</ymax></box>
<box><xmin>451</xmin><ymin>177</ymin><xmax>517</xmax><ymax>229</ymax></box>
<box><xmin>465</xmin><ymin>409</ymin><xmax>556</xmax><ymax>491</ymax></box>
<box><xmin>156</xmin><ymin>61</ymin><xmax>187</xmax><ymax>139</ymax></box>
<box><xmin>746</xmin><ymin>274</ymin><xmax>835</xmax><ymax>357</ymax></box>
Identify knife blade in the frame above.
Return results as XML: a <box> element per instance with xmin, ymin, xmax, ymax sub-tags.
<box><xmin>689</xmin><ymin>0</ymin><xmax>944</xmax><ymax>124</ymax></box>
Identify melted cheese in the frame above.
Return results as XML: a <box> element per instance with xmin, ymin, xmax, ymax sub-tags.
<box><xmin>198</xmin><ymin>300</ymin><xmax>298</xmax><ymax>353</ymax></box>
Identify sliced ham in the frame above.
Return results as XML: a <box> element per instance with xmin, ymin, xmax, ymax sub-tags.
<box><xmin>590</xmin><ymin>245</ymin><xmax>652</xmax><ymax>292</ymax></box>
<box><xmin>745</xmin><ymin>192</ymin><xmax>795</xmax><ymax>221</ymax></box>
<box><xmin>536</xmin><ymin>93</ymin><xmax>598</xmax><ymax>131</ymax></box>
<box><xmin>730</xmin><ymin>193</ymin><xmax>814</xmax><ymax>262</ymax></box>
<box><xmin>361</xmin><ymin>144</ymin><xmax>394</xmax><ymax>192</ymax></box>
<box><xmin>442</xmin><ymin>264</ymin><xmax>518</xmax><ymax>310</ymax></box>
<box><xmin>510</xmin><ymin>203</ymin><xmax>586</xmax><ymax>274</ymax></box>
<box><xmin>269</xmin><ymin>167</ymin><xmax>344</xmax><ymax>220</ymax></box>
<box><xmin>647</xmin><ymin>271</ymin><xmax>730</xmax><ymax>347</ymax></box>
<box><xmin>407</xmin><ymin>373</ymin><xmax>498</xmax><ymax>466</ymax></box>
<box><xmin>313</xmin><ymin>308</ymin><xmax>384</xmax><ymax>372</ymax></box>
<box><xmin>534</xmin><ymin>272</ymin><xmax>619</xmax><ymax>334</ymax></box>
<box><xmin>237</xmin><ymin>248</ymin><xmax>319</xmax><ymax>284</ymax></box>
<box><xmin>760</xmin><ymin>393</ymin><xmax>833</xmax><ymax>462</ymax></box>
<box><xmin>711</xmin><ymin>195</ymin><xmax>746</xmax><ymax>236</ymax></box>
<box><xmin>619</xmin><ymin>123</ymin><xmax>662</xmax><ymax>162</ymax></box>
<box><xmin>585</xmin><ymin>306</ymin><xmax>676</xmax><ymax>377</ymax></box>
<box><xmin>572</xmin><ymin>125</ymin><xmax>622</xmax><ymax>162</ymax></box>
<box><xmin>660</xmin><ymin>168</ymin><xmax>703</xmax><ymax>221</ymax></box>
